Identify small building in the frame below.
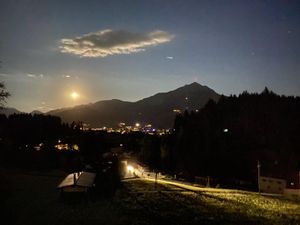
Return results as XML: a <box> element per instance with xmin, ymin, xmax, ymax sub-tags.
<box><xmin>57</xmin><ymin>171</ymin><xmax>96</xmax><ymax>193</ymax></box>
<box><xmin>284</xmin><ymin>188</ymin><xmax>300</xmax><ymax>197</ymax></box>
<box><xmin>284</xmin><ymin>171</ymin><xmax>300</xmax><ymax>197</ymax></box>
<box><xmin>259</xmin><ymin>176</ymin><xmax>286</xmax><ymax>194</ymax></box>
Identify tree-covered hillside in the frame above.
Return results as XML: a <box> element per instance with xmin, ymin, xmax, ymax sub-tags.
<box><xmin>166</xmin><ymin>88</ymin><xmax>300</xmax><ymax>188</ymax></box>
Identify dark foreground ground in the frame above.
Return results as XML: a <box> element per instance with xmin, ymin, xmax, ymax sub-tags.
<box><xmin>1</xmin><ymin>167</ymin><xmax>300</xmax><ymax>225</ymax></box>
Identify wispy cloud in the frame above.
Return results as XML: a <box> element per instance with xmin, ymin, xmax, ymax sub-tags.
<box><xmin>166</xmin><ymin>56</ymin><xmax>174</xmax><ymax>60</ymax></box>
<box><xmin>27</xmin><ymin>74</ymin><xmax>36</xmax><ymax>78</ymax></box>
<box><xmin>27</xmin><ymin>73</ymin><xmax>44</xmax><ymax>78</ymax></box>
<box><xmin>60</xmin><ymin>29</ymin><xmax>174</xmax><ymax>58</ymax></box>
<box><xmin>62</xmin><ymin>74</ymin><xmax>71</xmax><ymax>78</ymax></box>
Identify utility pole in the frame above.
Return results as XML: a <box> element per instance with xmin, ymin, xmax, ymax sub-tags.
<box><xmin>257</xmin><ymin>160</ymin><xmax>261</xmax><ymax>193</ymax></box>
<box><xmin>299</xmin><ymin>170</ymin><xmax>300</xmax><ymax>190</ymax></box>
<box><xmin>155</xmin><ymin>171</ymin><xmax>158</xmax><ymax>190</ymax></box>
<box><xmin>206</xmin><ymin>176</ymin><xmax>210</xmax><ymax>187</ymax></box>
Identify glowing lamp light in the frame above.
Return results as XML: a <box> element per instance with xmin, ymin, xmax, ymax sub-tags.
<box><xmin>127</xmin><ymin>165</ymin><xmax>134</xmax><ymax>173</ymax></box>
<box><xmin>135</xmin><ymin>123</ymin><xmax>140</xmax><ymax>127</ymax></box>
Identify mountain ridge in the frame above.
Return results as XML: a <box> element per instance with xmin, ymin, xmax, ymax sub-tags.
<box><xmin>1</xmin><ymin>83</ymin><xmax>220</xmax><ymax>128</ymax></box>
<box><xmin>47</xmin><ymin>82</ymin><xmax>220</xmax><ymax>128</ymax></box>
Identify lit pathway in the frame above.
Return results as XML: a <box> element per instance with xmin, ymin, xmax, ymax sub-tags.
<box><xmin>123</xmin><ymin>162</ymin><xmax>260</xmax><ymax>195</ymax></box>
<box><xmin>134</xmin><ymin>169</ymin><xmax>260</xmax><ymax>195</ymax></box>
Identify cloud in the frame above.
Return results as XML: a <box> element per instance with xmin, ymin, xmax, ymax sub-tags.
<box><xmin>27</xmin><ymin>73</ymin><xmax>44</xmax><ymax>78</ymax></box>
<box><xmin>166</xmin><ymin>56</ymin><xmax>174</xmax><ymax>60</ymax></box>
<box><xmin>62</xmin><ymin>74</ymin><xmax>71</xmax><ymax>78</ymax></box>
<box><xmin>60</xmin><ymin>29</ymin><xmax>174</xmax><ymax>58</ymax></box>
<box><xmin>27</xmin><ymin>74</ymin><xmax>36</xmax><ymax>78</ymax></box>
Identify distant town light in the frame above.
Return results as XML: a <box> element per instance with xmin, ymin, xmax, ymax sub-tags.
<box><xmin>173</xmin><ymin>109</ymin><xmax>181</xmax><ymax>113</ymax></box>
<box><xmin>72</xmin><ymin>144</ymin><xmax>79</xmax><ymax>151</ymax></box>
<box><xmin>135</xmin><ymin>123</ymin><xmax>140</xmax><ymax>127</ymax></box>
<box><xmin>55</xmin><ymin>143</ymin><xmax>69</xmax><ymax>151</ymax></box>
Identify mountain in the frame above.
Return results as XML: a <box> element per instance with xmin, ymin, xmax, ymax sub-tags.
<box><xmin>30</xmin><ymin>110</ymin><xmax>44</xmax><ymax>115</ymax></box>
<box><xmin>48</xmin><ymin>82</ymin><xmax>220</xmax><ymax>128</ymax></box>
<box><xmin>0</xmin><ymin>107</ymin><xmax>22</xmax><ymax>116</ymax></box>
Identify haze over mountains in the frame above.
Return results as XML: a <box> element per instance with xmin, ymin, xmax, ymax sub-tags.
<box><xmin>0</xmin><ymin>107</ymin><xmax>21</xmax><ymax>116</ymax></box>
<box><xmin>0</xmin><ymin>108</ymin><xmax>44</xmax><ymax>116</ymax></box>
<box><xmin>48</xmin><ymin>82</ymin><xmax>220</xmax><ymax>128</ymax></box>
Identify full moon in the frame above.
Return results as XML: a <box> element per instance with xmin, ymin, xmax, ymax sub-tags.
<box><xmin>71</xmin><ymin>91</ymin><xmax>79</xmax><ymax>99</ymax></box>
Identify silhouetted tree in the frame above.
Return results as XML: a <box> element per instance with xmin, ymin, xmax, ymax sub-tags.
<box><xmin>0</xmin><ymin>81</ymin><xmax>10</xmax><ymax>108</ymax></box>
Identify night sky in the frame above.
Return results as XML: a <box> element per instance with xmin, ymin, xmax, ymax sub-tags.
<box><xmin>0</xmin><ymin>0</ymin><xmax>299</xmax><ymax>112</ymax></box>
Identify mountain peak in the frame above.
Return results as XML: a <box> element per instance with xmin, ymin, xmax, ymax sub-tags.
<box><xmin>187</xmin><ymin>82</ymin><xmax>202</xmax><ymax>86</ymax></box>
<box><xmin>181</xmin><ymin>82</ymin><xmax>209</xmax><ymax>89</ymax></box>
<box><xmin>31</xmin><ymin>110</ymin><xmax>43</xmax><ymax>115</ymax></box>
<box><xmin>172</xmin><ymin>82</ymin><xmax>213</xmax><ymax>94</ymax></box>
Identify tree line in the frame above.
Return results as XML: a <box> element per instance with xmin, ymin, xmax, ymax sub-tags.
<box><xmin>157</xmin><ymin>88</ymin><xmax>300</xmax><ymax>188</ymax></box>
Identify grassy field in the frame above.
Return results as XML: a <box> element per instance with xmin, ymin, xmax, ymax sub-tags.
<box><xmin>122</xmin><ymin>179</ymin><xmax>300</xmax><ymax>224</ymax></box>
<box><xmin>1</xmin><ymin>168</ymin><xmax>300</xmax><ymax>225</ymax></box>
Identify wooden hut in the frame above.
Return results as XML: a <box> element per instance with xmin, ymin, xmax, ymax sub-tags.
<box><xmin>58</xmin><ymin>172</ymin><xmax>96</xmax><ymax>193</ymax></box>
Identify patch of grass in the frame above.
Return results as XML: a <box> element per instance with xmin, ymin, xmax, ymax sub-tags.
<box><xmin>2</xmin><ymin>168</ymin><xmax>300</xmax><ymax>225</ymax></box>
<box><xmin>1</xmin><ymin>168</ymin><xmax>123</xmax><ymax>225</ymax></box>
<box><xmin>119</xmin><ymin>179</ymin><xmax>300</xmax><ymax>224</ymax></box>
